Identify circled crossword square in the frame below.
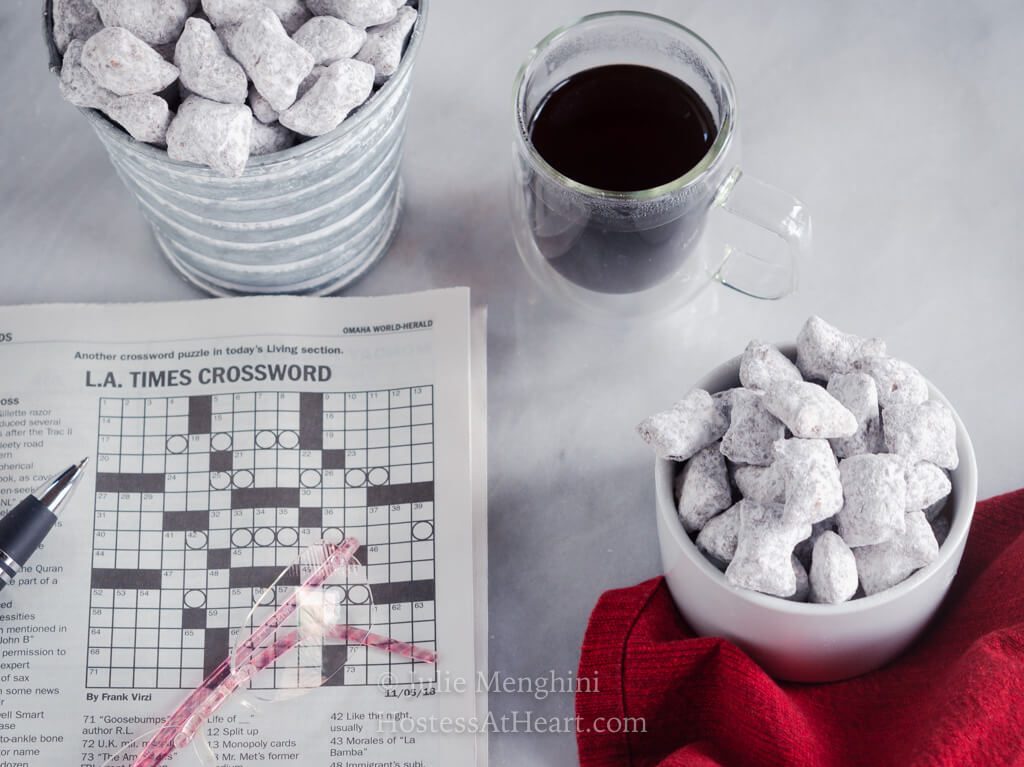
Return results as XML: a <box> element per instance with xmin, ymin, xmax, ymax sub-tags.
<box><xmin>88</xmin><ymin>388</ymin><xmax>439</xmax><ymax>689</ymax></box>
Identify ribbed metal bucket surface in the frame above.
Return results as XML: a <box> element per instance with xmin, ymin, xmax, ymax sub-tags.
<box><xmin>44</xmin><ymin>0</ymin><xmax>428</xmax><ymax>296</ymax></box>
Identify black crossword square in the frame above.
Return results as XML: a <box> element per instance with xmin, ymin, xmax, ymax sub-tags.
<box><xmin>208</xmin><ymin>549</ymin><xmax>232</xmax><ymax>570</ymax></box>
<box><xmin>299</xmin><ymin>508</ymin><xmax>323</xmax><ymax>528</ymax></box>
<box><xmin>182</xmin><ymin>608</ymin><xmax>207</xmax><ymax>630</ymax></box>
<box><xmin>322</xmin><ymin>450</ymin><xmax>346</xmax><ymax>470</ymax></box>
<box><xmin>210</xmin><ymin>451</ymin><xmax>233</xmax><ymax>472</ymax></box>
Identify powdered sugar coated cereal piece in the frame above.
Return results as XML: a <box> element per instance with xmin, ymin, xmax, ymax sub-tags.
<box><xmin>930</xmin><ymin>513</ymin><xmax>951</xmax><ymax>547</ymax></box>
<box><xmin>82</xmin><ymin>27</ymin><xmax>181</xmax><ymax>97</ymax></box>
<box><xmin>720</xmin><ymin>389</ymin><xmax>786</xmax><ymax>467</ymax></box>
<box><xmin>91</xmin><ymin>0</ymin><xmax>193</xmax><ymax>45</ymax></box>
<box><xmin>712</xmin><ymin>388</ymin><xmax>736</xmax><ymax>424</ymax></box>
<box><xmin>203</xmin><ymin>0</ymin><xmax>311</xmax><ymax>33</ymax></box>
<box><xmin>263</xmin><ymin>0</ymin><xmax>312</xmax><ymax>33</ymax></box>
<box><xmin>249</xmin><ymin>84</ymin><xmax>279</xmax><ymax>124</ymax></box>
<box><xmin>809</xmin><ymin>531</ymin><xmax>858</xmax><ymax>604</ymax></box>
<box><xmin>695</xmin><ymin>502</ymin><xmax>741</xmax><ymax>568</ymax></box>
<box><xmin>53</xmin><ymin>0</ymin><xmax>103</xmax><ymax>54</ymax></box>
<box><xmin>883</xmin><ymin>400</ymin><xmax>959</xmax><ymax>470</ymax></box>
<box><xmin>739</xmin><ymin>341</ymin><xmax>802</xmax><ymax>393</ymax></box>
<box><xmin>307</xmin><ymin>0</ymin><xmax>398</xmax><ymax>27</ymax></box>
<box><xmin>836</xmin><ymin>453</ymin><xmax>907</xmax><ymax>546</ymax></box>
<box><xmin>732</xmin><ymin>463</ymin><xmax>786</xmax><ymax>506</ymax></box>
<box><xmin>355</xmin><ymin>5</ymin><xmax>417</xmax><ymax>84</ymax></box>
<box><xmin>793</xmin><ymin>516</ymin><xmax>835</xmax><ymax>569</ymax></box>
<box><xmin>298</xmin><ymin>65</ymin><xmax>327</xmax><ymax>97</ymax></box>
<box><xmin>835</xmin><ymin>419</ymin><xmax>883</xmax><ymax>459</ymax></box>
<box><xmin>787</xmin><ymin>556</ymin><xmax>810</xmax><ymax>602</ymax></box>
<box><xmin>853</xmin><ymin>511</ymin><xmax>938</xmax><ymax>596</ymax></box>
<box><xmin>293</xmin><ymin>16</ymin><xmax>367</xmax><ymax>66</ymax></box>
<box><xmin>202</xmin><ymin>0</ymin><xmax>254</xmax><ymax>26</ymax></box>
<box><xmin>796</xmin><ymin>316</ymin><xmax>886</xmax><ymax>382</ymax></box>
<box><xmin>853</xmin><ymin>355</ymin><xmax>929</xmax><ymax>410</ymax></box>
<box><xmin>279</xmin><ymin>58</ymin><xmax>373</xmax><ymax>137</ymax></box>
<box><xmin>675</xmin><ymin>443</ymin><xmax>732</xmax><ymax>534</ymax></box>
<box><xmin>774</xmin><ymin>438</ymin><xmax>843</xmax><ymax>525</ymax></box>
<box><xmin>104</xmin><ymin>94</ymin><xmax>173</xmax><ymax>144</ymax></box>
<box><xmin>826</xmin><ymin>372</ymin><xmax>878</xmax><ymax>424</ymax></box>
<box><xmin>59</xmin><ymin>40</ymin><xmax>116</xmax><ymax>110</ymax></box>
<box><xmin>249</xmin><ymin>118</ymin><xmax>296</xmax><ymax>155</ymax></box>
<box><xmin>827</xmin><ymin>371</ymin><xmax>883</xmax><ymax>458</ymax></box>
<box><xmin>763</xmin><ymin>380</ymin><xmax>858</xmax><ymax>440</ymax></box>
<box><xmin>166</xmin><ymin>95</ymin><xmax>252</xmax><ymax>176</ymax></box>
<box><xmin>175</xmin><ymin>18</ymin><xmax>248</xmax><ymax>105</ymax></box>
<box><xmin>905</xmin><ymin>461</ymin><xmax>952</xmax><ymax>511</ymax></box>
<box><xmin>227</xmin><ymin>7</ymin><xmax>315</xmax><ymax>112</ymax></box>
<box><xmin>725</xmin><ymin>500</ymin><xmax>811</xmax><ymax>597</ymax></box>
<box><xmin>636</xmin><ymin>389</ymin><xmax>729</xmax><ymax>462</ymax></box>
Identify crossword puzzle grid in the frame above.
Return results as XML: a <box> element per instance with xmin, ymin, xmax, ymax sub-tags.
<box><xmin>86</xmin><ymin>389</ymin><xmax>437</xmax><ymax>691</ymax></box>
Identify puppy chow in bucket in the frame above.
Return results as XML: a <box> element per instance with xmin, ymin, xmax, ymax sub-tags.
<box><xmin>307</xmin><ymin>0</ymin><xmax>399</xmax><ymax>27</ymax></box>
<box><xmin>91</xmin><ymin>0</ymin><xmax>194</xmax><ymax>46</ymax></box>
<box><xmin>81</xmin><ymin>27</ymin><xmax>180</xmax><ymax>96</ymax></box>
<box><xmin>279</xmin><ymin>58</ymin><xmax>374</xmax><ymax>137</ymax></box>
<box><xmin>356</xmin><ymin>5</ymin><xmax>418</xmax><ymax>83</ymax></box>
<box><xmin>293</xmin><ymin>15</ymin><xmax>366</xmax><ymax>65</ymax></box>
<box><xmin>105</xmin><ymin>93</ymin><xmax>174</xmax><ymax>144</ymax></box>
<box><xmin>226</xmin><ymin>7</ymin><xmax>314</xmax><ymax>112</ymax></box>
<box><xmin>175</xmin><ymin>17</ymin><xmax>248</xmax><ymax>104</ymax></box>
<box><xmin>52</xmin><ymin>0</ymin><xmax>420</xmax><ymax>175</ymax></box>
<box><xmin>166</xmin><ymin>95</ymin><xmax>252</xmax><ymax>177</ymax></box>
<box><xmin>53</xmin><ymin>0</ymin><xmax>103</xmax><ymax>54</ymax></box>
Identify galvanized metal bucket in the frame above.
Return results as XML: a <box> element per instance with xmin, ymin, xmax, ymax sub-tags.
<box><xmin>44</xmin><ymin>0</ymin><xmax>427</xmax><ymax>296</ymax></box>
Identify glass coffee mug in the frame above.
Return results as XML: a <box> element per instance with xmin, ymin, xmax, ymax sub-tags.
<box><xmin>511</xmin><ymin>12</ymin><xmax>811</xmax><ymax>318</ymax></box>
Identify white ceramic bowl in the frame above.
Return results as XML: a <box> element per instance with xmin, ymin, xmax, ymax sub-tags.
<box><xmin>655</xmin><ymin>345</ymin><xmax>978</xmax><ymax>682</ymax></box>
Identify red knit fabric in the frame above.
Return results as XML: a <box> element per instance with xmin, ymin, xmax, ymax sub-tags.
<box><xmin>576</xmin><ymin>490</ymin><xmax>1024</xmax><ymax>767</ymax></box>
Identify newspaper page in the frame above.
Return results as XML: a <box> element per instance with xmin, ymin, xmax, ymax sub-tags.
<box><xmin>0</xmin><ymin>288</ymin><xmax>483</xmax><ymax>766</ymax></box>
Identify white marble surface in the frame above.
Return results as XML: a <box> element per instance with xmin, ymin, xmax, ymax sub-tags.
<box><xmin>2</xmin><ymin>1</ymin><xmax>1024</xmax><ymax>764</ymax></box>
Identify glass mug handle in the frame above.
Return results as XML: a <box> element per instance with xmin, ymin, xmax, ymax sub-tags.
<box><xmin>708</xmin><ymin>167</ymin><xmax>812</xmax><ymax>300</ymax></box>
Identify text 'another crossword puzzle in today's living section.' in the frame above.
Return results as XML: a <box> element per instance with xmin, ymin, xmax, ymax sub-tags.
<box><xmin>85</xmin><ymin>388</ymin><xmax>437</xmax><ymax>690</ymax></box>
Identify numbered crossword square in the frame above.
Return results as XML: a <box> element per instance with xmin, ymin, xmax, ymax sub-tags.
<box><xmin>87</xmin><ymin>389</ymin><xmax>437</xmax><ymax>690</ymax></box>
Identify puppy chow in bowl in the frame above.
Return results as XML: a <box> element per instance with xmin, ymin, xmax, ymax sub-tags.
<box><xmin>639</xmin><ymin>316</ymin><xmax>956</xmax><ymax>604</ymax></box>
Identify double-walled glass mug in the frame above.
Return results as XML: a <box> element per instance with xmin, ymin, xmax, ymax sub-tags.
<box><xmin>511</xmin><ymin>12</ymin><xmax>811</xmax><ymax>318</ymax></box>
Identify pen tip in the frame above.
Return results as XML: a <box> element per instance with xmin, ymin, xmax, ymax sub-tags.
<box><xmin>79</xmin><ymin>456</ymin><xmax>90</xmax><ymax>469</ymax></box>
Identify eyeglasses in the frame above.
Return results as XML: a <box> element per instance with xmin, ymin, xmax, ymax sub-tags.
<box><xmin>102</xmin><ymin>538</ymin><xmax>437</xmax><ymax>767</ymax></box>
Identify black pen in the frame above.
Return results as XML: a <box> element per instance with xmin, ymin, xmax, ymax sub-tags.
<box><xmin>0</xmin><ymin>458</ymin><xmax>89</xmax><ymax>590</ymax></box>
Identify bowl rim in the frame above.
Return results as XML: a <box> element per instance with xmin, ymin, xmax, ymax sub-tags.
<box><xmin>656</xmin><ymin>343</ymin><xmax>979</xmax><ymax>616</ymax></box>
